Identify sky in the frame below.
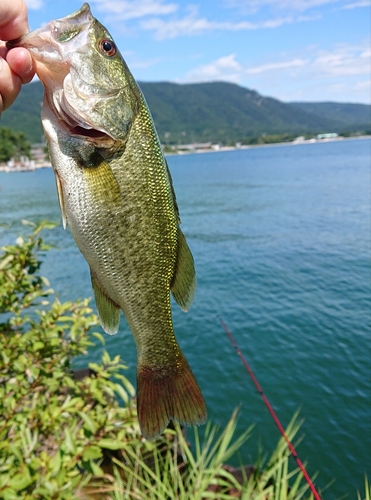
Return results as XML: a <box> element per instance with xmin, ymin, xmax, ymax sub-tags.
<box><xmin>24</xmin><ymin>0</ymin><xmax>370</xmax><ymax>104</ymax></box>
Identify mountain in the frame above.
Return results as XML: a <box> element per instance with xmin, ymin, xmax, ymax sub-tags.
<box><xmin>1</xmin><ymin>81</ymin><xmax>44</xmax><ymax>144</ymax></box>
<box><xmin>1</xmin><ymin>80</ymin><xmax>370</xmax><ymax>145</ymax></box>
<box><xmin>289</xmin><ymin>102</ymin><xmax>370</xmax><ymax>128</ymax></box>
<box><xmin>138</xmin><ymin>81</ymin><xmax>338</xmax><ymax>143</ymax></box>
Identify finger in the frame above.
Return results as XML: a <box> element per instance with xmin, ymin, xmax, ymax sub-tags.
<box><xmin>0</xmin><ymin>0</ymin><xmax>29</xmax><ymax>40</ymax></box>
<box><xmin>6</xmin><ymin>47</ymin><xmax>34</xmax><ymax>84</ymax></box>
<box><xmin>0</xmin><ymin>55</ymin><xmax>22</xmax><ymax>113</ymax></box>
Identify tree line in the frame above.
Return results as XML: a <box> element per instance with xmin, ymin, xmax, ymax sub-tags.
<box><xmin>0</xmin><ymin>127</ymin><xmax>31</xmax><ymax>163</ymax></box>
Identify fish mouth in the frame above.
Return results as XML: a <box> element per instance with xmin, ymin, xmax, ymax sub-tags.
<box><xmin>48</xmin><ymin>92</ymin><xmax>115</xmax><ymax>143</ymax></box>
<box><xmin>62</xmin><ymin>121</ymin><xmax>112</xmax><ymax>141</ymax></box>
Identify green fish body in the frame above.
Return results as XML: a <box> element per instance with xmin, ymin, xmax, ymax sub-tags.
<box><xmin>11</xmin><ymin>3</ymin><xmax>206</xmax><ymax>439</ymax></box>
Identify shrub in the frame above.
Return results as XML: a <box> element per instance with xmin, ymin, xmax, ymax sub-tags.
<box><xmin>0</xmin><ymin>221</ymin><xmax>142</xmax><ymax>499</ymax></box>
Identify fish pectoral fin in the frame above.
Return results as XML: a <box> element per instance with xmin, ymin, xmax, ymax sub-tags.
<box><xmin>55</xmin><ymin>170</ymin><xmax>67</xmax><ymax>230</ymax></box>
<box><xmin>91</xmin><ymin>272</ymin><xmax>120</xmax><ymax>335</ymax></box>
<box><xmin>171</xmin><ymin>228</ymin><xmax>196</xmax><ymax>312</ymax></box>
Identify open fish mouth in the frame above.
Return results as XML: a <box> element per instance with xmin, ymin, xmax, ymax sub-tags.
<box><xmin>54</xmin><ymin>104</ymin><xmax>117</xmax><ymax>143</ymax></box>
<box><xmin>58</xmin><ymin>114</ymin><xmax>111</xmax><ymax>140</ymax></box>
<box><xmin>49</xmin><ymin>82</ymin><xmax>120</xmax><ymax>142</ymax></box>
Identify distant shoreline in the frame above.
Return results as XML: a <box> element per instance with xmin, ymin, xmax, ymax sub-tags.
<box><xmin>0</xmin><ymin>135</ymin><xmax>369</xmax><ymax>173</ymax></box>
<box><xmin>165</xmin><ymin>134</ymin><xmax>371</xmax><ymax>156</ymax></box>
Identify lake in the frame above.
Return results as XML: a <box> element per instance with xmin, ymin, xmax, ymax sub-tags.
<box><xmin>1</xmin><ymin>137</ymin><xmax>370</xmax><ymax>498</ymax></box>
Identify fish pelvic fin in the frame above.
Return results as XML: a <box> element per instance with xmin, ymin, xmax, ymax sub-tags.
<box><xmin>91</xmin><ymin>271</ymin><xmax>120</xmax><ymax>335</ymax></box>
<box><xmin>171</xmin><ymin>228</ymin><xmax>196</xmax><ymax>312</ymax></box>
<box><xmin>137</xmin><ymin>352</ymin><xmax>207</xmax><ymax>440</ymax></box>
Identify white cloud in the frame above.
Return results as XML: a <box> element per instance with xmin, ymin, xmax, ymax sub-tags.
<box><xmin>90</xmin><ymin>0</ymin><xmax>178</xmax><ymax>20</ymax></box>
<box><xmin>353</xmin><ymin>80</ymin><xmax>371</xmax><ymax>91</ymax></box>
<box><xmin>124</xmin><ymin>54</ymin><xmax>163</xmax><ymax>69</ymax></box>
<box><xmin>246</xmin><ymin>58</ymin><xmax>308</xmax><ymax>74</ymax></box>
<box><xmin>24</xmin><ymin>0</ymin><xmax>43</xmax><ymax>9</ymax></box>
<box><xmin>141</xmin><ymin>6</ymin><xmax>252</xmax><ymax>38</ymax></box>
<box><xmin>178</xmin><ymin>42</ymin><xmax>370</xmax><ymax>103</ymax></box>
<box><xmin>180</xmin><ymin>54</ymin><xmax>244</xmax><ymax>83</ymax></box>
<box><xmin>181</xmin><ymin>44</ymin><xmax>368</xmax><ymax>83</ymax></box>
<box><xmin>87</xmin><ymin>0</ymin><xmax>324</xmax><ymax>40</ymax></box>
<box><xmin>312</xmin><ymin>44</ymin><xmax>371</xmax><ymax>76</ymax></box>
<box><xmin>305</xmin><ymin>79</ymin><xmax>371</xmax><ymax>102</ymax></box>
<box><xmin>341</xmin><ymin>0</ymin><xmax>371</xmax><ymax>8</ymax></box>
<box><xmin>225</xmin><ymin>0</ymin><xmax>370</xmax><ymax>15</ymax></box>
<box><xmin>260</xmin><ymin>16</ymin><xmax>294</xmax><ymax>27</ymax></box>
<box><xmin>348</xmin><ymin>81</ymin><xmax>371</xmax><ymax>101</ymax></box>
<box><xmin>224</xmin><ymin>0</ymin><xmax>338</xmax><ymax>13</ymax></box>
<box><xmin>180</xmin><ymin>54</ymin><xmax>309</xmax><ymax>84</ymax></box>
<box><xmin>141</xmin><ymin>5</ymin><xmax>316</xmax><ymax>39</ymax></box>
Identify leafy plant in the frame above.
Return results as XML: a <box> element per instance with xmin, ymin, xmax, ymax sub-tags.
<box><xmin>0</xmin><ymin>221</ymin><xmax>141</xmax><ymax>499</ymax></box>
<box><xmin>0</xmin><ymin>221</ymin><xmax>326</xmax><ymax>499</ymax></box>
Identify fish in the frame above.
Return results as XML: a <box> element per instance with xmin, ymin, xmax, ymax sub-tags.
<box><xmin>8</xmin><ymin>3</ymin><xmax>207</xmax><ymax>439</ymax></box>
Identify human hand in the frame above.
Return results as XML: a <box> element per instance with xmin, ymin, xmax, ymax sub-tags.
<box><xmin>0</xmin><ymin>0</ymin><xmax>35</xmax><ymax>115</ymax></box>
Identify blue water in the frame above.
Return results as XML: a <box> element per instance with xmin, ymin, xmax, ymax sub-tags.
<box><xmin>1</xmin><ymin>138</ymin><xmax>370</xmax><ymax>498</ymax></box>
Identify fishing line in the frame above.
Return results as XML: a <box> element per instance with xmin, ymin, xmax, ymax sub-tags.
<box><xmin>219</xmin><ymin>318</ymin><xmax>322</xmax><ymax>500</ymax></box>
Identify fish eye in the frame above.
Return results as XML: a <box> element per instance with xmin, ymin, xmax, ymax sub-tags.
<box><xmin>99</xmin><ymin>39</ymin><xmax>116</xmax><ymax>57</ymax></box>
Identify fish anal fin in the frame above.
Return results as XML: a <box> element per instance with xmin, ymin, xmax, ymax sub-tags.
<box><xmin>91</xmin><ymin>272</ymin><xmax>120</xmax><ymax>335</ymax></box>
<box><xmin>137</xmin><ymin>352</ymin><xmax>207</xmax><ymax>440</ymax></box>
<box><xmin>171</xmin><ymin>228</ymin><xmax>196</xmax><ymax>312</ymax></box>
<box><xmin>55</xmin><ymin>170</ymin><xmax>67</xmax><ymax>230</ymax></box>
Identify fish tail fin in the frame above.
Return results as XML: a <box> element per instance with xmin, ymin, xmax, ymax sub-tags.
<box><xmin>137</xmin><ymin>352</ymin><xmax>207</xmax><ymax>440</ymax></box>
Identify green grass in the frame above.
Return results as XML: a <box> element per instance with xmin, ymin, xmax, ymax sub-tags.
<box><xmin>80</xmin><ymin>412</ymin><xmax>318</xmax><ymax>500</ymax></box>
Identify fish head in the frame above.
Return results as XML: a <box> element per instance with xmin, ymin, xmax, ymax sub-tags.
<box><xmin>9</xmin><ymin>3</ymin><xmax>140</xmax><ymax>144</ymax></box>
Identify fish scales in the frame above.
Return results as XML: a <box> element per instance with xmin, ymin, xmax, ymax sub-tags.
<box><xmin>8</xmin><ymin>3</ymin><xmax>206</xmax><ymax>439</ymax></box>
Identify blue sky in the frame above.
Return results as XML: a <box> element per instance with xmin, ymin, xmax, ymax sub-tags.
<box><xmin>25</xmin><ymin>0</ymin><xmax>370</xmax><ymax>103</ymax></box>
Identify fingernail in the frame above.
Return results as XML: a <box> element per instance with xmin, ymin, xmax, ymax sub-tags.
<box><xmin>0</xmin><ymin>57</ymin><xmax>3</xmax><ymax>72</ymax></box>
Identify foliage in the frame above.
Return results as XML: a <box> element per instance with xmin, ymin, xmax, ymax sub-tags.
<box><xmin>0</xmin><ymin>221</ymin><xmax>142</xmax><ymax>499</ymax></box>
<box><xmin>289</xmin><ymin>102</ymin><xmax>371</xmax><ymax>127</ymax></box>
<box><xmin>0</xmin><ymin>220</ymin><xmax>55</xmax><ymax>314</ymax></box>
<box><xmin>242</xmin><ymin>133</ymin><xmax>298</xmax><ymax>146</ymax></box>
<box><xmin>0</xmin><ymin>82</ymin><xmax>44</xmax><ymax>144</ymax></box>
<box><xmin>0</xmin><ymin>127</ymin><xmax>31</xmax><ymax>162</ymax></box>
<box><xmin>84</xmin><ymin>413</ymin><xmax>249</xmax><ymax>499</ymax></box>
<box><xmin>0</xmin><ymin>221</ymin><xmax>326</xmax><ymax>499</ymax></box>
<box><xmin>81</xmin><ymin>411</ymin><xmax>321</xmax><ymax>500</ymax></box>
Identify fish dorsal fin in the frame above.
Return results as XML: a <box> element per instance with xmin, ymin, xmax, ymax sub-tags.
<box><xmin>55</xmin><ymin>170</ymin><xmax>67</xmax><ymax>230</ymax></box>
<box><xmin>91</xmin><ymin>271</ymin><xmax>120</xmax><ymax>335</ymax></box>
<box><xmin>171</xmin><ymin>228</ymin><xmax>196</xmax><ymax>312</ymax></box>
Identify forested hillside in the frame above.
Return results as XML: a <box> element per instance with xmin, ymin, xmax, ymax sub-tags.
<box><xmin>1</xmin><ymin>80</ymin><xmax>370</xmax><ymax>144</ymax></box>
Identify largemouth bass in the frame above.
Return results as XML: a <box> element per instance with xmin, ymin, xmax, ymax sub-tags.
<box><xmin>8</xmin><ymin>3</ymin><xmax>206</xmax><ymax>439</ymax></box>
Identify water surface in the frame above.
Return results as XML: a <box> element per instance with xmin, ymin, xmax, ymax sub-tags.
<box><xmin>1</xmin><ymin>138</ymin><xmax>370</xmax><ymax>498</ymax></box>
